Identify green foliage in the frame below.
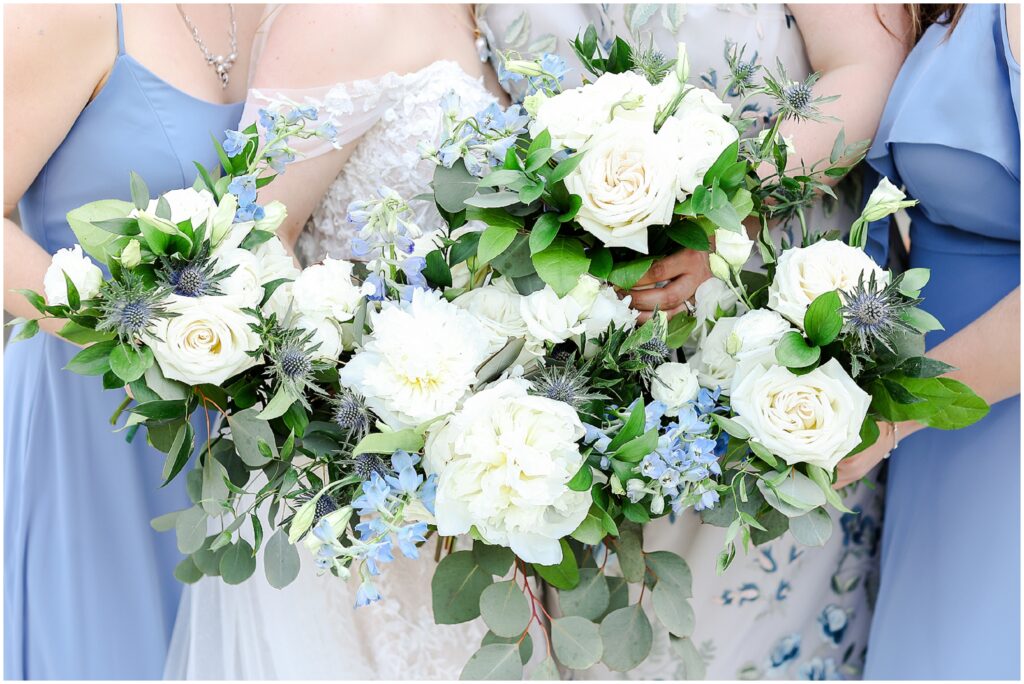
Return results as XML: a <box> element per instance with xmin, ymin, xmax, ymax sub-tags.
<box><xmin>774</xmin><ymin>331</ymin><xmax>821</xmax><ymax>369</ymax></box>
<box><xmin>599</xmin><ymin>605</ymin><xmax>653</xmax><ymax>671</ymax></box>
<box><xmin>788</xmin><ymin>507</ymin><xmax>833</xmax><ymax>546</ymax></box>
<box><xmin>551</xmin><ymin>616</ymin><xmax>603</xmax><ymax>670</ymax></box>
<box><xmin>227</xmin><ymin>408</ymin><xmax>278</xmax><ymax>467</ymax></box>
<box><xmin>479</xmin><ymin>581</ymin><xmax>531</xmax><ymax>638</ymax></box>
<box><xmin>533</xmin><ymin>539</ymin><xmax>580</xmax><ymax>590</ymax></box>
<box><xmin>432</xmin><ymin>550</ymin><xmax>494</xmax><ymax>624</ymax></box>
<box><xmin>803</xmin><ymin>290</ymin><xmax>843</xmax><ymax>346</ymax></box>
<box><xmin>460</xmin><ymin>644</ymin><xmax>524</xmax><ymax>680</ymax></box>
<box><xmin>558</xmin><ymin>568</ymin><xmax>611</xmax><ymax>620</ymax></box>
<box><xmin>532</xmin><ymin>238</ymin><xmax>590</xmax><ymax>296</ymax></box>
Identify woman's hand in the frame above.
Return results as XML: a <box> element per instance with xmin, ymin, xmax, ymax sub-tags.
<box><xmin>835</xmin><ymin>424</ymin><xmax>894</xmax><ymax>489</ymax></box>
<box><xmin>627</xmin><ymin>248</ymin><xmax>712</xmax><ymax>322</ymax></box>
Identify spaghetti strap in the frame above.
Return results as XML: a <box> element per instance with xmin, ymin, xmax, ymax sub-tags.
<box><xmin>115</xmin><ymin>4</ymin><xmax>125</xmax><ymax>55</ymax></box>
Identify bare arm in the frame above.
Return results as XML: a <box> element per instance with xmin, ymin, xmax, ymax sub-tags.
<box><xmin>837</xmin><ymin>287</ymin><xmax>1021</xmax><ymax>487</ymax></box>
<box><xmin>3</xmin><ymin>4</ymin><xmax>116</xmax><ymax>334</ymax></box>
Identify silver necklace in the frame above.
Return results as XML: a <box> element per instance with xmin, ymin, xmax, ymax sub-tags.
<box><xmin>176</xmin><ymin>4</ymin><xmax>237</xmax><ymax>89</ymax></box>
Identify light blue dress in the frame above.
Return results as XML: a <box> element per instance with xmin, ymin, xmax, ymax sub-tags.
<box><xmin>864</xmin><ymin>4</ymin><xmax>1020</xmax><ymax>678</ymax></box>
<box><xmin>3</xmin><ymin>6</ymin><xmax>242</xmax><ymax>679</ymax></box>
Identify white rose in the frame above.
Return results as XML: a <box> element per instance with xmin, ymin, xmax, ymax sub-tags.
<box><xmin>338</xmin><ymin>289</ymin><xmax>496</xmax><ymax>429</ymax></box>
<box><xmin>714</xmin><ymin>228</ymin><xmax>754</xmax><ymax>269</ymax></box>
<box><xmin>650</xmin><ymin>362</ymin><xmax>700</xmax><ymax>412</ymax></box>
<box><xmin>730</xmin><ymin>358</ymin><xmax>872</xmax><ymax>471</ymax></box>
<box><xmin>215</xmin><ymin>248</ymin><xmax>264</xmax><ymax>308</ymax></box>
<box><xmin>531</xmin><ymin>71</ymin><xmax>658</xmax><ymax>149</ymax></box>
<box><xmin>147</xmin><ymin>296</ymin><xmax>261</xmax><ymax>386</ymax></box>
<box><xmin>263</xmin><ymin>280</ymin><xmax>295</xmax><ymax>321</ymax></box>
<box><xmin>694</xmin><ymin>277</ymin><xmax>742</xmax><ymax>329</ymax></box>
<box><xmin>254</xmin><ymin>235</ymin><xmax>301</xmax><ymax>284</ymax></box>
<box><xmin>423</xmin><ymin>379</ymin><xmax>590</xmax><ymax>565</ymax></box>
<box><xmin>583</xmin><ymin>286</ymin><xmax>638</xmax><ymax>341</ymax></box>
<box><xmin>768</xmin><ymin>240</ymin><xmax>889</xmax><ymax>328</ymax></box>
<box><xmin>134</xmin><ymin>188</ymin><xmax>217</xmax><ymax>228</ymax></box>
<box><xmin>43</xmin><ymin>245</ymin><xmax>104</xmax><ymax>306</ymax></box>
<box><xmin>454</xmin><ymin>277</ymin><xmax>529</xmax><ymax>349</ymax></box>
<box><xmin>660</xmin><ymin>111</ymin><xmax>740</xmax><ymax>198</ymax></box>
<box><xmin>730</xmin><ymin>309</ymin><xmax>794</xmax><ymax>363</ymax></box>
<box><xmin>564</xmin><ymin>119</ymin><xmax>679</xmax><ymax>253</ymax></box>
<box><xmin>292</xmin><ymin>257</ymin><xmax>368</xmax><ymax>324</ymax></box>
<box><xmin>297</xmin><ymin>314</ymin><xmax>343</xmax><ymax>361</ymax></box>
<box><xmin>519</xmin><ymin>285</ymin><xmax>588</xmax><ymax>345</ymax></box>
<box><xmin>691</xmin><ymin>316</ymin><xmax>738</xmax><ymax>392</ymax></box>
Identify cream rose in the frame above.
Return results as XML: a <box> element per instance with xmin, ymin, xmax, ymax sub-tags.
<box><xmin>454</xmin><ymin>277</ymin><xmax>529</xmax><ymax>347</ymax></box>
<box><xmin>768</xmin><ymin>240</ymin><xmax>888</xmax><ymax>328</ymax></box>
<box><xmin>660</xmin><ymin>111</ymin><xmax>740</xmax><ymax>197</ymax></box>
<box><xmin>147</xmin><ymin>296</ymin><xmax>261</xmax><ymax>386</ymax></box>
<box><xmin>296</xmin><ymin>314</ymin><xmax>343</xmax><ymax>361</ymax></box>
<box><xmin>43</xmin><ymin>245</ymin><xmax>104</xmax><ymax>306</ymax></box>
<box><xmin>651</xmin><ymin>362</ymin><xmax>701</xmax><ymax>412</ymax></box>
<box><xmin>423</xmin><ymin>379</ymin><xmax>590</xmax><ymax>565</ymax></box>
<box><xmin>730</xmin><ymin>358</ymin><xmax>872</xmax><ymax>471</ymax></box>
<box><xmin>564</xmin><ymin>119</ymin><xmax>679</xmax><ymax>253</ymax></box>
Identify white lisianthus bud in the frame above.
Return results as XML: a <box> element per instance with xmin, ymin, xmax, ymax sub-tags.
<box><xmin>209</xmin><ymin>193</ymin><xmax>239</xmax><ymax>246</ymax></box>
<box><xmin>675</xmin><ymin>42</ymin><xmax>690</xmax><ymax>83</ymax></box>
<box><xmin>120</xmin><ymin>239</ymin><xmax>142</xmax><ymax>269</ymax></box>
<box><xmin>714</xmin><ymin>228</ymin><xmax>754</xmax><ymax>269</ymax></box>
<box><xmin>504</xmin><ymin>59</ymin><xmax>545</xmax><ymax>77</ymax></box>
<box><xmin>709</xmin><ymin>253</ymin><xmax>732</xmax><ymax>281</ymax></box>
<box><xmin>523</xmin><ymin>92</ymin><xmax>547</xmax><ymax>117</ymax></box>
<box><xmin>860</xmin><ymin>177</ymin><xmax>916</xmax><ymax>223</ymax></box>
<box><xmin>43</xmin><ymin>245</ymin><xmax>104</xmax><ymax>306</ymax></box>
<box><xmin>254</xmin><ymin>200</ymin><xmax>287</xmax><ymax>234</ymax></box>
<box><xmin>650</xmin><ymin>493</ymin><xmax>666</xmax><ymax>516</ymax></box>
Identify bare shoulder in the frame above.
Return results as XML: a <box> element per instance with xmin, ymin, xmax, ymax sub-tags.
<box><xmin>252</xmin><ymin>3</ymin><xmax>452</xmax><ymax>88</ymax></box>
<box><xmin>1006</xmin><ymin>4</ymin><xmax>1020</xmax><ymax>64</ymax></box>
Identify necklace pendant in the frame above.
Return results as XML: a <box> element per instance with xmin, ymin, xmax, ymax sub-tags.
<box><xmin>475</xmin><ymin>35</ymin><xmax>489</xmax><ymax>63</ymax></box>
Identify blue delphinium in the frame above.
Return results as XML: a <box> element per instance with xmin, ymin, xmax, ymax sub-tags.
<box><xmin>422</xmin><ymin>92</ymin><xmax>529</xmax><ymax>175</ymax></box>
<box><xmin>222</xmin><ymin>129</ymin><xmax>249</xmax><ymax>156</ymax></box>
<box><xmin>346</xmin><ymin>188</ymin><xmax>428</xmax><ymax>301</ymax></box>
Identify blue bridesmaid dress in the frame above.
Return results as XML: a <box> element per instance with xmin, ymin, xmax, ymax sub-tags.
<box><xmin>863</xmin><ymin>4</ymin><xmax>1020</xmax><ymax>679</ymax></box>
<box><xmin>3</xmin><ymin>6</ymin><xmax>242</xmax><ymax>679</ymax></box>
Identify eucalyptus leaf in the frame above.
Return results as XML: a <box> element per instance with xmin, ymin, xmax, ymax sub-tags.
<box><xmin>600</xmin><ymin>605</ymin><xmax>653</xmax><ymax>672</ymax></box>
<box><xmin>534</xmin><ymin>539</ymin><xmax>579</xmax><ymax>590</ymax></box>
<box><xmin>264</xmin><ymin>527</ymin><xmax>301</xmax><ymax>589</ymax></box>
<box><xmin>789</xmin><ymin>507</ymin><xmax>833</xmax><ymax>546</ymax></box>
<box><xmin>551</xmin><ymin>616</ymin><xmax>603</xmax><ymax>670</ymax></box>
<box><xmin>645</xmin><ymin>550</ymin><xmax>692</xmax><ymax>597</ymax></box>
<box><xmin>220</xmin><ymin>539</ymin><xmax>257</xmax><ymax>585</ymax></box>
<box><xmin>460</xmin><ymin>644</ymin><xmax>524</xmax><ymax>680</ymax></box>
<box><xmin>653</xmin><ymin>583</ymin><xmax>695</xmax><ymax>636</ymax></box>
<box><xmin>432</xmin><ymin>550</ymin><xmax>493</xmax><ymax>624</ymax></box>
<box><xmin>558</xmin><ymin>568</ymin><xmax>610</xmax><ymax>620</ymax></box>
<box><xmin>227</xmin><ymin>408</ymin><xmax>278</xmax><ymax>467</ymax></box>
<box><xmin>669</xmin><ymin>636</ymin><xmax>707</xmax><ymax>680</ymax></box>
<box><xmin>175</xmin><ymin>506</ymin><xmax>208</xmax><ymax>555</ymax></box>
<box><xmin>615</xmin><ymin>523</ymin><xmax>645</xmax><ymax>583</ymax></box>
<box><xmin>479</xmin><ymin>580</ymin><xmax>531</xmax><ymax>638</ymax></box>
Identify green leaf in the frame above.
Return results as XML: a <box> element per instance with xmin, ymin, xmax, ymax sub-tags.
<box><xmin>532</xmin><ymin>238</ymin><xmax>590</xmax><ymax>297</ymax></box>
<box><xmin>432</xmin><ymin>550</ymin><xmax>494</xmax><ymax>624</ymax></box>
<box><xmin>174</xmin><ymin>556</ymin><xmax>203</xmax><ymax>584</ymax></box>
<box><xmin>534</xmin><ymin>539</ymin><xmax>579</xmax><ymax>590</ymax></box>
<box><xmin>607</xmin><ymin>258</ymin><xmax>654</xmax><ymax>291</ymax></box>
<box><xmin>757</xmin><ymin>470</ymin><xmax>825</xmax><ymax>517</ymax></box>
<box><xmin>571</xmin><ymin>512</ymin><xmax>607</xmax><ymax>546</ymax></box>
<box><xmin>473</xmin><ymin>540</ymin><xmax>515</xmax><ymax>577</ymax></box>
<box><xmin>788</xmin><ymin>507</ymin><xmax>833</xmax><ymax>546</ymax></box>
<box><xmin>175</xmin><ymin>506</ymin><xmax>208</xmax><ymax>555</ymax></box>
<box><xmin>665</xmin><ymin>312</ymin><xmax>697</xmax><ymax>349</ymax></box>
<box><xmin>424</xmin><ymin>249</ymin><xmax>453</xmax><ymax>288</ymax></box>
<box><xmin>433</xmin><ymin>160</ymin><xmax>479</xmax><ymax>213</ymax></box>
<box><xmin>711</xmin><ymin>414</ymin><xmax>750</xmax><ymax>440</ymax></box>
<box><xmin>109</xmin><ymin>343</ymin><xmax>153</xmax><ymax>383</ymax></box>
<box><xmin>898</xmin><ymin>267</ymin><xmax>930</xmax><ymax>297</ymax></box>
<box><xmin>666</xmin><ymin>221</ymin><xmax>710</xmax><ymax>251</ymax></box>
<box><xmin>56</xmin><ymin>320</ymin><xmax>113</xmax><ymax>345</ymax></box>
<box><xmin>150</xmin><ymin>509</ymin><xmax>180</xmax><ymax>532</ymax></box>
<box><xmin>529</xmin><ymin>213</ymin><xmax>561</xmax><ymax>254</ymax></box>
<box><xmin>902</xmin><ymin>306</ymin><xmax>944</xmax><ymax>333</ymax></box>
<box><xmin>645</xmin><ymin>551</ymin><xmax>692</xmax><ymax>597</ymax></box>
<box><xmin>567</xmin><ymin>463</ymin><xmax>594</xmax><ymax>492</ymax></box>
<box><xmin>653</xmin><ymin>583</ymin><xmax>695</xmax><ymax>636</ymax></box>
<box><xmin>466</xmin><ymin>206</ymin><xmax>525</xmax><ymax>231</ymax></box>
<box><xmin>256</xmin><ymin>388</ymin><xmax>298</xmax><ymax>421</ymax></box>
<box><xmin>465</xmin><ymin>191</ymin><xmax>521</xmax><ymax>208</ymax></box>
<box><xmin>220</xmin><ymin>539</ymin><xmax>257</xmax><ymax>585</ymax></box>
<box><xmin>669</xmin><ymin>636</ymin><xmax>707</xmax><ymax>680</ymax></box>
<box><xmin>477</xmin><ymin>223</ymin><xmax>519</xmax><ymax>265</ymax></box>
<box><xmin>449</xmin><ymin>230</ymin><xmax>483</xmax><ymax>264</ymax></box>
<box><xmin>65</xmin><ymin>340</ymin><xmax>118</xmax><ymax>375</ymax></box>
<box><xmin>615</xmin><ymin>523</ymin><xmax>645</xmax><ymax>583</ymax></box>
<box><xmin>774</xmin><ymin>331</ymin><xmax>821</xmax><ymax>369</ymax></box>
<box><xmin>614</xmin><ymin>429</ymin><xmax>659</xmax><ymax>463</ymax></box>
<box><xmin>558</xmin><ymin>568</ymin><xmax>610</xmax><ymax>620</ymax></box>
<box><xmin>481</xmin><ymin>631</ymin><xmax>533</xmax><ymax>665</ymax></box>
<box><xmin>527</xmin><ymin>128</ymin><xmax>552</xmax><ymax>157</ymax></box>
<box><xmin>608</xmin><ymin>401</ymin><xmax>645</xmax><ymax>451</ymax></box>
<box><xmin>129</xmin><ymin>171</ymin><xmax>150</xmax><ymax>210</ymax></box>
<box><xmin>747</xmin><ymin>439</ymin><xmax>777</xmax><ymax>468</ymax></box>
<box><xmin>67</xmin><ymin>199</ymin><xmax>135</xmax><ymax>265</ymax></box>
<box><xmin>10</xmin><ymin>319</ymin><xmax>40</xmax><ymax>342</ymax></box>
<box><xmin>558</xmin><ymin>194</ymin><xmax>583</xmax><ymax>222</ymax></box>
<box><xmin>479</xmin><ymin>169</ymin><xmax>524</xmax><ymax>187</ymax></box>
<box><xmin>479</xmin><ymin>580</ymin><xmax>531</xmax><ymax>638</ymax></box>
<box><xmin>130</xmin><ymin>399</ymin><xmax>186</xmax><ymax>421</ymax></box>
<box><xmin>201</xmin><ymin>452</ymin><xmax>229</xmax><ymax>516</ymax></box>
<box><xmin>806</xmin><ymin>463</ymin><xmax>853</xmax><ymax>513</ymax></box>
<box><xmin>600</xmin><ymin>605</ymin><xmax>653</xmax><ymax>672</ymax></box>
<box><xmin>526</xmin><ymin>148</ymin><xmax>558</xmax><ymax>173</ymax></box>
<box><xmin>551</xmin><ymin>616</ymin><xmax>603</xmax><ymax>670</ymax></box>
<box><xmin>547</xmin><ymin>153</ymin><xmax>584</xmax><ymax>184</ymax></box>
<box><xmin>529</xmin><ymin>657</ymin><xmax>561</xmax><ymax>680</ymax></box>
<box><xmin>351</xmin><ymin>429</ymin><xmax>424</xmax><ymax>456</ymax></box>
<box><xmin>898</xmin><ymin>356</ymin><xmax>957</xmax><ymax>379</ymax></box>
<box><xmin>895</xmin><ymin>376</ymin><xmax>989</xmax><ymax>429</ymax></box>
<box><xmin>803</xmin><ymin>290</ymin><xmax>843</xmax><ymax>346</ymax></box>
<box><xmin>460</xmin><ymin>644</ymin><xmax>524</xmax><ymax>680</ymax></box>
<box><xmin>227</xmin><ymin>408</ymin><xmax>278</xmax><ymax>467</ymax></box>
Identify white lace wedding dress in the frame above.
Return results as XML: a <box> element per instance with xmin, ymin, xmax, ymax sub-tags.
<box><xmin>164</xmin><ymin>61</ymin><xmax>500</xmax><ymax>680</ymax></box>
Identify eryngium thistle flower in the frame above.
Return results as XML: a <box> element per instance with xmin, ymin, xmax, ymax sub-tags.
<box><xmin>529</xmin><ymin>362</ymin><xmax>604</xmax><ymax>409</ymax></box>
<box><xmin>293</xmin><ymin>491</ymin><xmax>342</xmax><ymax>526</ymax></box>
<box><xmin>353</xmin><ymin>453</ymin><xmax>391</xmax><ymax>481</ymax></box>
<box><xmin>763</xmin><ymin>61</ymin><xmax>836</xmax><ymax>122</ymax></box>
<box><xmin>724</xmin><ymin>43</ymin><xmax>760</xmax><ymax>94</ymax></box>
<box><xmin>839</xmin><ymin>270</ymin><xmax>920</xmax><ymax>352</ymax></box>
<box><xmin>631</xmin><ymin>41</ymin><xmax>674</xmax><ymax>85</ymax></box>
<box><xmin>630</xmin><ymin>314</ymin><xmax>672</xmax><ymax>379</ymax></box>
<box><xmin>332</xmin><ymin>389</ymin><xmax>371</xmax><ymax>440</ymax></box>
<box><xmin>159</xmin><ymin>247</ymin><xmax>236</xmax><ymax>298</ymax></box>
<box><xmin>95</xmin><ymin>274</ymin><xmax>172</xmax><ymax>342</ymax></box>
<box><xmin>269</xmin><ymin>327</ymin><xmax>321</xmax><ymax>402</ymax></box>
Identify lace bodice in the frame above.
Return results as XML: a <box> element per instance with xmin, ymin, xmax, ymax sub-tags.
<box><xmin>252</xmin><ymin>60</ymin><xmax>497</xmax><ymax>266</ymax></box>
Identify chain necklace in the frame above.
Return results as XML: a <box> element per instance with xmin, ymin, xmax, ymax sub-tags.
<box><xmin>176</xmin><ymin>4</ymin><xmax>238</xmax><ymax>89</ymax></box>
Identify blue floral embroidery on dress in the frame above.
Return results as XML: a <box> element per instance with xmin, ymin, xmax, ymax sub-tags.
<box><xmin>768</xmin><ymin>633</ymin><xmax>802</xmax><ymax>669</ymax></box>
<box><xmin>797</xmin><ymin>657</ymin><xmax>841</xmax><ymax>680</ymax></box>
<box><xmin>817</xmin><ymin>604</ymin><xmax>849</xmax><ymax>645</ymax></box>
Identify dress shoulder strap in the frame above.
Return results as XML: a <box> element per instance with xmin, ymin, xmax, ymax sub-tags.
<box><xmin>114</xmin><ymin>4</ymin><xmax>126</xmax><ymax>56</ymax></box>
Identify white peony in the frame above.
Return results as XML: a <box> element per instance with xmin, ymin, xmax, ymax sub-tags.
<box><xmin>292</xmin><ymin>257</ymin><xmax>369</xmax><ymax>324</ymax></box>
<box><xmin>714</xmin><ymin>228</ymin><xmax>754</xmax><ymax>270</ymax></box>
<box><xmin>519</xmin><ymin>280</ymin><xmax>596</xmax><ymax>345</ymax></box>
<box><xmin>564</xmin><ymin>119</ymin><xmax>679</xmax><ymax>253</ymax></box>
<box><xmin>423</xmin><ymin>379</ymin><xmax>590</xmax><ymax>565</ymax></box>
<box><xmin>730</xmin><ymin>358</ymin><xmax>872</xmax><ymax>471</ymax></box>
<box><xmin>147</xmin><ymin>296</ymin><xmax>261</xmax><ymax>386</ymax></box>
<box><xmin>530</xmin><ymin>71</ymin><xmax>658</xmax><ymax>149</ymax></box>
<box><xmin>338</xmin><ymin>289</ymin><xmax>497</xmax><ymax>430</ymax></box>
<box><xmin>650</xmin><ymin>362</ymin><xmax>701</xmax><ymax>412</ymax></box>
<box><xmin>254</xmin><ymin>235</ymin><xmax>301</xmax><ymax>284</ymax></box>
<box><xmin>660</xmin><ymin>111</ymin><xmax>740</xmax><ymax>197</ymax></box>
<box><xmin>43</xmin><ymin>245</ymin><xmax>104</xmax><ymax>306</ymax></box>
<box><xmin>691</xmin><ymin>316</ymin><xmax>738</xmax><ymax>392</ymax></box>
<box><xmin>768</xmin><ymin>240</ymin><xmax>888</xmax><ymax>328</ymax></box>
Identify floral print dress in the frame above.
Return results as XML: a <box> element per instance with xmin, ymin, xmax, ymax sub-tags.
<box><xmin>479</xmin><ymin>4</ymin><xmax>882</xmax><ymax>679</ymax></box>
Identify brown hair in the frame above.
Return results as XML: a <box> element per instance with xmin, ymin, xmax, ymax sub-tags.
<box><xmin>907</xmin><ymin>4</ymin><xmax>966</xmax><ymax>40</ymax></box>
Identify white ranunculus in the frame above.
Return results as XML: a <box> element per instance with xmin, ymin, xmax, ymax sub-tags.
<box><xmin>660</xmin><ymin>111</ymin><xmax>740</xmax><ymax>197</ymax></box>
<box><xmin>215</xmin><ymin>248</ymin><xmax>264</xmax><ymax>308</ymax></box>
<box><xmin>147</xmin><ymin>296</ymin><xmax>261</xmax><ymax>386</ymax></box>
<box><xmin>651</xmin><ymin>362</ymin><xmax>701</xmax><ymax>412</ymax></box>
<box><xmin>292</xmin><ymin>257</ymin><xmax>369</xmax><ymax>324</ymax></box>
<box><xmin>338</xmin><ymin>289</ymin><xmax>497</xmax><ymax>430</ymax></box>
<box><xmin>691</xmin><ymin>316</ymin><xmax>738</xmax><ymax>392</ymax></box>
<box><xmin>768</xmin><ymin>240</ymin><xmax>889</xmax><ymax>328</ymax></box>
<box><xmin>519</xmin><ymin>285</ymin><xmax>588</xmax><ymax>345</ymax></box>
<box><xmin>297</xmin><ymin>314</ymin><xmax>343</xmax><ymax>361</ymax></box>
<box><xmin>530</xmin><ymin>71</ymin><xmax>658</xmax><ymax>149</ymax></box>
<box><xmin>454</xmin><ymin>277</ymin><xmax>528</xmax><ymax>351</ymax></box>
<box><xmin>43</xmin><ymin>245</ymin><xmax>104</xmax><ymax>306</ymax></box>
<box><xmin>583</xmin><ymin>286</ymin><xmax>639</xmax><ymax>341</ymax></box>
<box><xmin>730</xmin><ymin>358</ymin><xmax>872</xmax><ymax>471</ymax></box>
<box><xmin>564</xmin><ymin>119</ymin><xmax>679</xmax><ymax>253</ymax></box>
<box><xmin>714</xmin><ymin>228</ymin><xmax>754</xmax><ymax>269</ymax></box>
<box><xmin>423</xmin><ymin>379</ymin><xmax>590</xmax><ymax>565</ymax></box>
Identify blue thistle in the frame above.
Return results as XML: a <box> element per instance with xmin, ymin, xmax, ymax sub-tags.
<box><xmin>268</xmin><ymin>327</ymin><xmax>322</xmax><ymax>403</ymax></box>
<box><xmin>528</xmin><ymin>358</ymin><xmax>605</xmax><ymax>409</ymax></box>
<box><xmin>159</xmin><ymin>247</ymin><xmax>235</xmax><ymax>298</ymax></box>
<box><xmin>332</xmin><ymin>390</ymin><xmax>371</xmax><ymax>440</ymax></box>
<box><xmin>96</xmin><ymin>273</ymin><xmax>172</xmax><ymax>342</ymax></box>
<box><xmin>839</xmin><ymin>270</ymin><xmax>919</xmax><ymax>353</ymax></box>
